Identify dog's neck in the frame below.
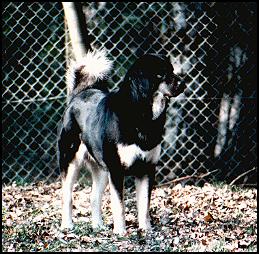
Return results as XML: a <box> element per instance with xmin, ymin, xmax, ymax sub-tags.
<box><xmin>112</xmin><ymin>86</ymin><xmax>153</xmax><ymax>119</ymax></box>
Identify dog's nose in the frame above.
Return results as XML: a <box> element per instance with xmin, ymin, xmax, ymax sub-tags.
<box><xmin>176</xmin><ymin>79</ymin><xmax>186</xmax><ymax>94</ymax></box>
<box><xmin>173</xmin><ymin>73</ymin><xmax>185</xmax><ymax>86</ymax></box>
<box><xmin>177</xmin><ymin>79</ymin><xmax>185</xmax><ymax>88</ymax></box>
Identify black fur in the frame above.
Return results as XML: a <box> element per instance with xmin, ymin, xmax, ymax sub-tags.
<box><xmin>58</xmin><ymin>53</ymin><xmax>185</xmax><ymax>232</ymax></box>
<box><xmin>58</xmin><ymin>54</ymin><xmax>184</xmax><ymax>174</ymax></box>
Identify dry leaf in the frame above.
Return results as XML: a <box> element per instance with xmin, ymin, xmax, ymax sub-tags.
<box><xmin>183</xmin><ymin>202</ymin><xmax>190</xmax><ymax>211</ymax></box>
<box><xmin>238</xmin><ymin>239</ymin><xmax>252</xmax><ymax>248</ymax></box>
<box><xmin>80</xmin><ymin>236</ymin><xmax>91</xmax><ymax>243</ymax></box>
<box><xmin>201</xmin><ymin>239</ymin><xmax>208</xmax><ymax>245</ymax></box>
<box><xmin>2</xmin><ymin>181</ymin><xmax>257</xmax><ymax>252</ymax></box>
<box><xmin>204</xmin><ymin>212</ymin><xmax>214</xmax><ymax>223</ymax></box>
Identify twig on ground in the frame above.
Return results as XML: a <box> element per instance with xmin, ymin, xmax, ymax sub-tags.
<box><xmin>157</xmin><ymin>169</ymin><xmax>219</xmax><ymax>187</ymax></box>
<box><xmin>229</xmin><ymin>167</ymin><xmax>256</xmax><ymax>186</ymax></box>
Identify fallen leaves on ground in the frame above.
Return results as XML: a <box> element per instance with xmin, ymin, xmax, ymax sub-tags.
<box><xmin>2</xmin><ymin>181</ymin><xmax>257</xmax><ymax>252</ymax></box>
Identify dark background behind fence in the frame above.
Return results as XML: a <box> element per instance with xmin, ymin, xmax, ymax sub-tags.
<box><xmin>2</xmin><ymin>2</ymin><xmax>257</xmax><ymax>186</ymax></box>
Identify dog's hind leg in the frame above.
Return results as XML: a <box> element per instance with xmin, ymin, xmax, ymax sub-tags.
<box><xmin>90</xmin><ymin>168</ymin><xmax>109</xmax><ymax>229</ymax></box>
<box><xmin>61</xmin><ymin>158</ymin><xmax>80</xmax><ymax>230</ymax></box>
<box><xmin>57</xmin><ymin>118</ymin><xmax>82</xmax><ymax>230</ymax></box>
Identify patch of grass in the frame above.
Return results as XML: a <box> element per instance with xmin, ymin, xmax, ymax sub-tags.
<box><xmin>246</xmin><ymin>224</ymin><xmax>256</xmax><ymax>235</ymax></box>
<box><xmin>228</xmin><ymin>184</ymin><xmax>246</xmax><ymax>193</ymax></box>
<box><xmin>211</xmin><ymin>179</ymin><xmax>252</xmax><ymax>193</ymax></box>
<box><xmin>3</xmin><ymin>223</ymin><xmax>38</xmax><ymax>251</ymax></box>
<box><xmin>210</xmin><ymin>180</ymin><xmax>228</xmax><ymax>189</ymax></box>
<box><xmin>72</xmin><ymin>221</ymin><xmax>95</xmax><ymax>235</ymax></box>
<box><xmin>211</xmin><ymin>239</ymin><xmax>229</xmax><ymax>252</ymax></box>
<box><xmin>13</xmin><ymin>177</ymin><xmax>32</xmax><ymax>187</ymax></box>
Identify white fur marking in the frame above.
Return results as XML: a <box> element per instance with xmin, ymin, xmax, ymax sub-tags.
<box><xmin>67</xmin><ymin>49</ymin><xmax>113</xmax><ymax>95</ymax></box>
<box><xmin>152</xmin><ymin>91</ymin><xmax>166</xmax><ymax>120</ymax></box>
<box><xmin>78</xmin><ymin>49</ymin><xmax>113</xmax><ymax>80</ymax></box>
<box><xmin>90</xmin><ymin>170</ymin><xmax>109</xmax><ymax>228</ymax></box>
<box><xmin>136</xmin><ymin>176</ymin><xmax>151</xmax><ymax>230</ymax></box>
<box><xmin>158</xmin><ymin>81</ymin><xmax>172</xmax><ymax>96</ymax></box>
<box><xmin>117</xmin><ymin>144</ymin><xmax>161</xmax><ymax>168</ymax></box>
<box><xmin>152</xmin><ymin>81</ymin><xmax>173</xmax><ymax>120</ymax></box>
<box><xmin>61</xmin><ymin>142</ymin><xmax>88</xmax><ymax>230</ymax></box>
<box><xmin>75</xmin><ymin>142</ymin><xmax>87</xmax><ymax>164</ymax></box>
<box><xmin>61</xmin><ymin>161</ymin><xmax>80</xmax><ymax>230</ymax></box>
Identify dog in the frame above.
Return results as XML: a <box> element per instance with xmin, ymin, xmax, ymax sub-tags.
<box><xmin>57</xmin><ymin>49</ymin><xmax>185</xmax><ymax>235</ymax></box>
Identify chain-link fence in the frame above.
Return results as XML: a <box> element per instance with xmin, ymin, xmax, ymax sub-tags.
<box><xmin>2</xmin><ymin>2</ymin><xmax>257</xmax><ymax>187</ymax></box>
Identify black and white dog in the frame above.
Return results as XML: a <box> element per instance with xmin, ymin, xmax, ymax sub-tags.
<box><xmin>58</xmin><ymin>49</ymin><xmax>185</xmax><ymax>235</ymax></box>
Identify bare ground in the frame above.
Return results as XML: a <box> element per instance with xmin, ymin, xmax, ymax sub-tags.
<box><xmin>2</xmin><ymin>180</ymin><xmax>257</xmax><ymax>252</ymax></box>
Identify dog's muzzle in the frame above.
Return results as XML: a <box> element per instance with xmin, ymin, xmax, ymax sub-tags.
<box><xmin>169</xmin><ymin>73</ymin><xmax>186</xmax><ymax>97</ymax></box>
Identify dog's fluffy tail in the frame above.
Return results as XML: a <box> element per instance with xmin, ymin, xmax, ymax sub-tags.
<box><xmin>66</xmin><ymin>49</ymin><xmax>113</xmax><ymax>97</ymax></box>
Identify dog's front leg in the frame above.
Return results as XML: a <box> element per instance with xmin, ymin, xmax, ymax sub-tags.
<box><xmin>135</xmin><ymin>170</ymin><xmax>155</xmax><ymax>231</ymax></box>
<box><xmin>108</xmin><ymin>172</ymin><xmax>126</xmax><ymax>235</ymax></box>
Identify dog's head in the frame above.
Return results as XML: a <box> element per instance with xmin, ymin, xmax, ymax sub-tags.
<box><xmin>124</xmin><ymin>54</ymin><xmax>186</xmax><ymax>103</ymax></box>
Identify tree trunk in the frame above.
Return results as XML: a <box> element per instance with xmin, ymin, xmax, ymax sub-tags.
<box><xmin>62</xmin><ymin>2</ymin><xmax>92</xmax><ymax>60</ymax></box>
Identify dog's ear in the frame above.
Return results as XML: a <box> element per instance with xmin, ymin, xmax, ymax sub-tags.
<box><xmin>124</xmin><ymin>62</ymin><xmax>152</xmax><ymax>103</ymax></box>
<box><xmin>129</xmin><ymin>76</ymin><xmax>151</xmax><ymax>103</ymax></box>
<box><xmin>147</xmin><ymin>53</ymin><xmax>170</xmax><ymax>63</ymax></box>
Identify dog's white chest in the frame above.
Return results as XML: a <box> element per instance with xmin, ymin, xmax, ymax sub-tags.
<box><xmin>117</xmin><ymin>143</ymin><xmax>161</xmax><ymax>168</ymax></box>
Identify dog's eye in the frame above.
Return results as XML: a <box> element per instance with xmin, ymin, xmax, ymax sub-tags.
<box><xmin>156</xmin><ymin>74</ymin><xmax>163</xmax><ymax>79</ymax></box>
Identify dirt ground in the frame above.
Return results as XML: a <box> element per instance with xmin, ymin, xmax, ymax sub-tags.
<box><xmin>2</xmin><ymin>180</ymin><xmax>257</xmax><ymax>252</ymax></box>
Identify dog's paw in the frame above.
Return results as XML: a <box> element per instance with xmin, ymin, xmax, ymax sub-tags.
<box><xmin>113</xmin><ymin>227</ymin><xmax>127</xmax><ymax>236</ymax></box>
<box><xmin>60</xmin><ymin>221</ymin><xmax>74</xmax><ymax>232</ymax></box>
<box><xmin>138</xmin><ymin>221</ymin><xmax>152</xmax><ymax>231</ymax></box>
<box><xmin>112</xmin><ymin>220</ymin><xmax>127</xmax><ymax>236</ymax></box>
<box><xmin>138</xmin><ymin>227</ymin><xmax>153</xmax><ymax>235</ymax></box>
<box><xmin>92</xmin><ymin>221</ymin><xmax>105</xmax><ymax>231</ymax></box>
